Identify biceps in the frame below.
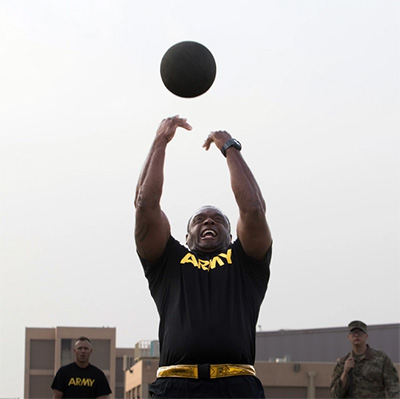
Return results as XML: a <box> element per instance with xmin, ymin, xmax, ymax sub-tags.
<box><xmin>237</xmin><ymin>215</ymin><xmax>272</xmax><ymax>261</ymax></box>
<box><xmin>135</xmin><ymin>209</ymin><xmax>171</xmax><ymax>262</ymax></box>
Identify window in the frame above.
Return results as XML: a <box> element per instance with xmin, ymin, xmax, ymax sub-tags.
<box><xmin>61</xmin><ymin>339</ymin><xmax>73</xmax><ymax>366</ymax></box>
<box><xmin>30</xmin><ymin>340</ymin><xmax>55</xmax><ymax>369</ymax></box>
<box><xmin>90</xmin><ymin>339</ymin><xmax>111</xmax><ymax>369</ymax></box>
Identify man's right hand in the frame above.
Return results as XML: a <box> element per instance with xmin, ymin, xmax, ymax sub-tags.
<box><xmin>155</xmin><ymin>116</ymin><xmax>192</xmax><ymax>143</ymax></box>
<box><xmin>344</xmin><ymin>356</ymin><xmax>355</xmax><ymax>373</ymax></box>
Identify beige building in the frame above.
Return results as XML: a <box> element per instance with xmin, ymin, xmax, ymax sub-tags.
<box><xmin>124</xmin><ymin>341</ymin><xmax>160</xmax><ymax>398</ymax></box>
<box><xmin>24</xmin><ymin>326</ymin><xmax>135</xmax><ymax>399</ymax></box>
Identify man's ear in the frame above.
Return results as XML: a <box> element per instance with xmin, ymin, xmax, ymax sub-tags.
<box><xmin>186</xmin><ymin>233</ymin><xmax>189</xmax><ymax>245</ymax></box>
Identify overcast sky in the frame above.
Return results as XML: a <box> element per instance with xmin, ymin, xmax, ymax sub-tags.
<box><xmin>1</xmin><ymin>0</ymin><xmax>399</xmax><ymax>397</ymax></box>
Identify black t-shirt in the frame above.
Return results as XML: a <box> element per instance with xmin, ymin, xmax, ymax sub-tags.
<box><xmin>51</xmin><ymin>362</ymin><xmax>112</xmax><ymax>398</ymax></box>
<box><xmin>140</xmin><ymin>236</ymin><xmax>271</xmax><ymax>366</ymax></box>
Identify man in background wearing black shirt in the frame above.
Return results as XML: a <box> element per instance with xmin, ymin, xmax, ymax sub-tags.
<box><xmin>51</xmin><ymin>336</ymin><xmax>111</xmax><ymax>398</ymax></box>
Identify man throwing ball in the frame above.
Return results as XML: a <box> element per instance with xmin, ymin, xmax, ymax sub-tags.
<box><xmin>134</xmin><ymin>116</ymin><xmax>273</xmax><ymax>398</ymax></box>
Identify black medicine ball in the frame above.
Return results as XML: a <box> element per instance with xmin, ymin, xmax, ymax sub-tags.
<box><xmin>160</xmin><ymin>41</ymin><xmax>217</xmax><ymax>98</ymax></box>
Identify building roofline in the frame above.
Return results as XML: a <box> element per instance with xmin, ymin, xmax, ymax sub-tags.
<box><xmin>257</xmin><ymin>323</ymin><xmax>400</xmax><ymax>336</ymax></box>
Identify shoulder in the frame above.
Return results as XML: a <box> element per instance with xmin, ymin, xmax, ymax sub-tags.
<box><xmin>367</xmin><ymin>346</ymin><xmax>392</xmax><ymax>361</ymax></box>
<box><xmin>141</xmin><ymin>236</ymin><xmax>189</xmax><ymax>271</ymax></box>
<box><xmin>88</xmin><ymin>363</ymin><xmax>106</xmax><ymax>374</ymax></box>
<box><xmin>232</xmin><ymin>239</ymin><xmax>271</xmax><ymax>284</ymax></box>
<box><xmin>232</xmin><ymin>239</ymin><xmax>272</xmax><ymax>271</ymax></box>
<box><xmin>164</xmin><ymin>235</ymin><xmax>186</xmax><ymax>253</ymax></box>
<box><xmin>233</xmin><ymin>239</ymin><xmax>272</xmax><ymax>259</ymax></box>
<box><xmin>364</xmin><ymin>346</ymin><xmax>398</xmax><ymax>372</ymax></box>
<box><xmin>53</xmin><ymin>362</ymin><xmax>76</xmax><ymax>380</ymax></box>
<box><xmin>57</xmin><ymin>362</ymin><xmax>76</xmax><ymax>372</ymax></box>
<box><xmin>140</xmin><ymin>235</ymin><xmax>185</xmax><ymax>262</ymax></box>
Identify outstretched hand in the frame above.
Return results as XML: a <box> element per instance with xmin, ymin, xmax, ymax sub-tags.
<box><xmin>156</xmin><ymin>115</ymin><xmax>192</xmax><ymax>143</ymax></box>
<box><xmin>203</xmin><ymin>130</ymin><xmax>232</xmax><ymax>151</ymax></box>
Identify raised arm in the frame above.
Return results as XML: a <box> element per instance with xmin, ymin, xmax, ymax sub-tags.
<box><xmin>203</xmin><ymin>131</ymin><xmax>272</xmax><ymax>261</ymax></box>
<box><xmin>135</xmin><ymin>116</ymin><xmax>192</xmax><ymax>262</ymax></box>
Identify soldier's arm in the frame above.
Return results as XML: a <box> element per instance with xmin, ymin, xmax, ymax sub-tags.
<box><xmin>383</xmin><ymin>355</ymin><xmax>400</xmax><ymax>398</ymax></box>
<box><xmin>329</xmin><ymin>360</ymin><xmax>348</xmax><ymax>398</ymax></box>
<box><xmin>52</xmin><ymin>390</ymin><xmax>63</xmax><ymax>399</ymax></box>
<box><xmin>135</xmin><ymin>116</ymin><xmax>192</xmax><ymax>262</ymax></box>
<box><xmin>202</xmin><ymin>131</ymin><xmax>271</xmax><ymax>261</ymax></box>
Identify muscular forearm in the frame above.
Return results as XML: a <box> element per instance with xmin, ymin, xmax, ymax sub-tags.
<box><xmin>135</xmin><ymin>116</ymin><xmax>191</xmax><ymax>209</ymax></box>
<box><xmin>135</xmin><ymin>137</ymin><xmax>167</xmax><ymax>210</ymax></box>
<box><xmin>202</xmin><ymin>129</ymin><xmax>271</xmax><ymax>259</ymax></box>
<box><xmin>134</xmin><ymin>116</ymin><xmax>191</xmax><ymax>261</ymax></box>
<box><xmin>224</xmin><ymin>145</ymin><xmax>271</xmax><ymax>260</ymax></box>
<box><xmin>134</xmin><ymin>137</ymin><xmax>170</xmax><ymax>260</ymax></box>
<box><xmin>226</xmin><ymin>148</ymin><xmax>266</xmax><ymax>214</ymax></box>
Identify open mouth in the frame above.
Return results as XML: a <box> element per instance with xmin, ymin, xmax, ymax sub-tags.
<box><xmin>201</xmin><ymin>229</ymin><xmax>217</xmax><ymax>238</ymax></box>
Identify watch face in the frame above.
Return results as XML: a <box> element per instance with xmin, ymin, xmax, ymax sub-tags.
<box><xmin>221</xmin><ymin>138</ymin><xmax>241</xmax><ymax>156</ymax></box>
<box><xmin>233</xmin><ymin>139</ymin><xmax>241</xmax><ymax>149</ymax></box>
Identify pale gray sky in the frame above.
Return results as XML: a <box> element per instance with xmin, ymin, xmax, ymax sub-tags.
<box><xmin>1</xmin><ymin>0</ymin><xmax>399</xmax><ymax>397</ymax></box>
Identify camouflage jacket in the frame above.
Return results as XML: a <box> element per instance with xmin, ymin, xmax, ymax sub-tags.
<box><xmin>330</xmin><ymin>345</ymin><xmax>400</xmax><ymax>398</ymax></box>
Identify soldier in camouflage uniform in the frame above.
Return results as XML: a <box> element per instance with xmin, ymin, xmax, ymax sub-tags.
<box><xmin>330</xmin><ymin>320</ymin><xmax>400</xmax><ymax>398</ymax></box>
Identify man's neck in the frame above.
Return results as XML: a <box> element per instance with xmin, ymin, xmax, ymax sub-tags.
<box><xmin>352</xmin><ymin>343</ymin><xmax>367</xmax><ymax>356</ymax></box>
<box><xmin>75</xmin><ymin>361</ymin><xmax>89</xmax><ymax>369</ymax></box>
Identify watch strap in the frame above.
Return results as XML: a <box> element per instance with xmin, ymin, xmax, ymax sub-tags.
<box><xmin>221</xmin><ymin>138</ymin><xmax>241</xmax><ymax>157</ymax></box>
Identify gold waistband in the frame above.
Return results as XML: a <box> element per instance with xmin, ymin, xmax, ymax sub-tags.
<box><xmin>156</xmin><ymin>364</ymin><xmax>256</xmax><ymax>379</ymax></box>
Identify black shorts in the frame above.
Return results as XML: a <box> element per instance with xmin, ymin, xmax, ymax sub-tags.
<box><xmin>148</xmin><ymin>376</ymin><xmax>265</xmax><ymax>398</ymax></box>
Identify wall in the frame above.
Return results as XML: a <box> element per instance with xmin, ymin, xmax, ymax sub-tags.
<box><xmin>256</xmin><ymin>324</ymin><xmax>400</xmax><ymax>363</ymax></box>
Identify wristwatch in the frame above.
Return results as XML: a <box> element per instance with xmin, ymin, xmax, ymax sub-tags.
<box><xmin>221</xmin><ymin>138</ymin><xmax>242</xmax><ymax>157</ymax></box>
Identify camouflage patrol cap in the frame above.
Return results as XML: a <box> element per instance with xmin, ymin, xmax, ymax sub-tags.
<box><xmin>348</xmin><ymin>320</ymin><xmax>367</xmax><ymax>334</ymax></box>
